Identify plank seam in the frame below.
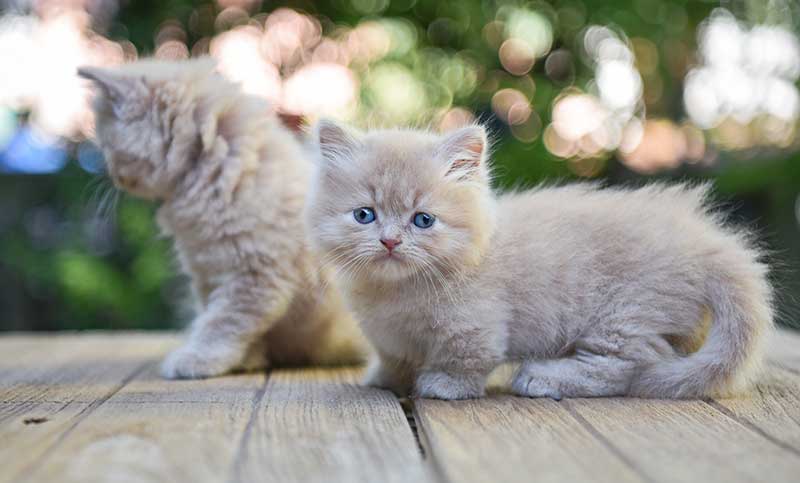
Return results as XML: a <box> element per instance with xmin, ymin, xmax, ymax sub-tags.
<box><xmin>401</xmin><ymin>398</ymin><xmax>426</xmax><ymax>458</ymax></box>
<box><xmin>703</xmin><ymin>399</ymin><xmax>800</xmax><ymax>458</ymax></box>
<box><xmin>0</xmin><ymin>400</ymin><xmax>71</xmax><ymax>425</ymax></box>
<box><xmin>228</xmin><ymin>373</ymin><xmax>270</xmax><ymax>483</ymax></box>
<box><xmin>410</xmin><ymin>403</ymin><xmax>455</xmax><ymax>483</ymax></box>
<box><xmin>12</xmin><ymin>359</ymin><xmax>153</xmax><ymax>482</ymax></box>
<box><xmin>561</xmin><ymin>400</ymin><xmax>656</xmax><ymax>483</ymax></box>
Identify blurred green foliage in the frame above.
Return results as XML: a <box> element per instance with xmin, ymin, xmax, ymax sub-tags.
<box><xmin>0</xmin><ymin>0</ymin><xmax>799</xmax><ymax>330</ymax></box>
<box><xmin>0</xmin><ymin>164</ymin><xmax>178</xmax><ymax>330</ymax></box>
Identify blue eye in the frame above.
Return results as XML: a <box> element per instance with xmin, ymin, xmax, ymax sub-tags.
<box><xmin>413</xmin><ymin>212</ymin><xmax>435</xmax><ymax>229</ymax></box>
<box><xmin>353</xmin><ymin>207</ymin><xmax>376</xmax><ymax>224</ymax></box>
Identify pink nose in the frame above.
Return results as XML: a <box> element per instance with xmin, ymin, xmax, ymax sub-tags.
<box><xmin>380</xmin><ymin>238</ymin><xmax>402</xmax><ymax>252</ymax></box>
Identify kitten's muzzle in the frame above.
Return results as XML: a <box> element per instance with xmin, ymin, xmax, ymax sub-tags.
<box><xmin>380</xmin><ymin>237</ymin><xmax>402</xmax><ymax>252</ymax></box>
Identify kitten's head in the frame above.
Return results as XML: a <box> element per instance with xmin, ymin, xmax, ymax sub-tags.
<box><xmin>306</xmin><ymin>121</ymin><xmax>495</xmax><ymax>284</ymax></box>
<box><xmin>78</xmin><ymin>59</ymin><xmax>217</xmax><ymax>200</ymax></box>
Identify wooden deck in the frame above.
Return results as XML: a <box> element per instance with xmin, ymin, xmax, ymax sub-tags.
<box><xmin>1</xmin><ymin>330</ymin><xmax>799</xmax><ymax>483</ymax></box>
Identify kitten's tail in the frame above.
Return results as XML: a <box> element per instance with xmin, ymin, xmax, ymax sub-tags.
<box><xmin>631</xmin><ymin>248</ymin><xmax>774</xmax><ymax>399</ymax></box>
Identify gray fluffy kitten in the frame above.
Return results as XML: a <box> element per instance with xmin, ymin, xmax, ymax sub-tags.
<box><xmin>305</xmin><ymin>120</ymin><xmax>773</xmax><ymax>400</ymax></box>
<box><xmin>80</xmin><ymin>59</ymin><xmax>367</xmax><ymax>378</ymax></box>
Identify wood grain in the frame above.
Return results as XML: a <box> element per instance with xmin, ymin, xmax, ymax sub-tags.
<box><xmin>20</xmin><ymin>365</ymin><xmax>266</xmax><ymax>483</ymax></box>
<box><xmin>1</xmin><ymin>401</ymin><xmax>93</xmax><ymax>483</ymax></box>
<box><xmin>0</xmin><ymin>332</ymin><xmax>176</xmax><ymax>402</ymax></box>
<box><xmin>3</xmin><ymin>331</ymin><xmax>800</xmax><ymax>483</ymax></box>
<box><xmin>0</xmin><ymin>334</ymin><xmax>176</xmax><ymax>483</ymax></box>
<box><xmin>414</xmin><ymin>396</ymin><xmax>644</xmax><ymax>483</ymax></box>
<box><xmin>710</xmin><ymin>367</ymin><xmax>800</xmax><ymax>452</ymax></box>
<box><xmin>565</xmin><ymin>397</ymin><xmax>800</xmax><ymax>483</ymax></box>
<box><xmin>235</xmin><ymin>367</ymin><xmax>431</xmax><ymax>483</ymax></box>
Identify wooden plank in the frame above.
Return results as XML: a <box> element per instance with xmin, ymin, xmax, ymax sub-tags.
<box><xmin>18</xmin><ymin>365</ymin><xmax>265</xmax><ymax>483</ymax></box>
<box><xmin>0</xmin><ymin>334</ymin><xmax>62</xmax><ymax>362</ymax></box>
<box><xmin>4</xmin><ymin>331</ymin><xmax>794</xmax><ymax>483</ymax></box>
<box><xmin>565</xmin><ymin>397</ymin><xmax>800</xmax><ymax>483</ymax></box>
<box><xmin>15</xmin><ymin>365</ymin><xmax>427</xmax><ymax>483</ymax></box>
<box><xmin>108</xmin><ymin>363</ymin><xmax>264</xmax><ymax>404</ymax></box>
<box><xmin>0</xmin><ymin>332</ymin><xmax>177</xmax><ymax>402</ymax></box>
<box><xmin>710</xmin><ymin>367</ymin><xmax>800</xmax><ymax>452</ymax></box>
<box><xmin>414</xmin><ymin>396</ymin><xmax>643</xmax><ymax>483</ymax></box>
<box><xmin>0</xmin><ymin>333</ymin><xmax>176</xmax><ymax>483</ymax></box>
<box><xmin>235</xmin><ymin>367</ymin><xmax>431</xmax><ymax>483</ymax></box>
<box><xmin>0</xmin><ymin>402</ymin><xmax>92</xmax><ymax>483</ymax></box>
<box><xmin>769</xmin><ymin>329</ymin><xmax>800</xmax><ymax>372</ymax></box>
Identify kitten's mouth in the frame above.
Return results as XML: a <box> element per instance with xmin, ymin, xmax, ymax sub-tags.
<box><xmin>369</xmin><ymin>252</ymin><xmax>414</xmax><ymax>281</ymax></box>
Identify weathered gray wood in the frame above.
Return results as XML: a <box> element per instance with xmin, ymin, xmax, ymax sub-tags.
<box><xmin>710</xmin><ymin>367</ymin><xmax>800</xmax><ymax>451</ymax></box>
<box><xmin>3</xmin><ymin>331</ymin><xmax>800</xmax><ymax>483</ymax></box>
<box><xmin>0</xmin><ymin>332</ymin><xmax>175</xmax><ymax>402</ymax></box>
<box><xmin>0</xmin><ymin>334</ymin><xmax>61</xmax><ymax>362</ymax></box>
<box><xmin>565</xmin><ymin>397</ymin><xmax>800</xmax><ymax>483</ymax></box>
<box><xmin>0</xmin><ymin>334</ymin><xmax>177</xmax><ymax>483</ymax></box>
<box><xmin>414</xmin><ymin>396</ymin><xmax>643</xmax><ymax>483</ymax></box>
<box><xmin>0</xmin><ymin>402</ymin><xmax>92</xmax><ymax>473</ymax></box>
<box><xmin>20</xmin><ymin>364</ymin><xmax>265</xmax><ymax>483</ymax></box>
<box><xmin>235</xmin><ymin>367</ymin><xmax>431</xmax><ymax>483</ymax></box>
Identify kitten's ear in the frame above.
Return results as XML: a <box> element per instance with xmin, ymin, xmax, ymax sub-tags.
<box><xmin>436</xmin><ymin>125</ymin><xmax>488</xmax><ymax>180</ymax></box>
<box><xmin>314</xmin><ymin>119</ymin><xmax>361</xmax><ymax>168</ymax></box>
<box><xmin>77</xmin><ymin>66</ymin><xmax>146</xmax><ymax>119</ymax></box>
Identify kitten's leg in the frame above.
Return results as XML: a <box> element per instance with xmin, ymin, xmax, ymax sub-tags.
<box><xmin>415</xmin><ymin>340</ymin><xmax>501</xmax><ymax>400</ymax></box>
<box><xmin>511</xmin><ymin>351</ymin><xmax>638</xmax><ymax>399</ymax></box>
<box><xmin>363</xmin><ymin>352</ymin><xmax>415</xmax><ymax>396</ymax></box>
<box><xmin>161</xmin><ymin>308</ymin><xmax>273</xmax><ymax>379</ymax></box>
<box><xmin>161</xmin><ymin>276</ymin><xmax>293</xmax><ymax>379</ymax></box>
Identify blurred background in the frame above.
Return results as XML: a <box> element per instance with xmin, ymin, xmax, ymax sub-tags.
<box><xmin>0</xmin><ymin>0</ymin><xmax>798</xmax><ymax>331</ymax></box>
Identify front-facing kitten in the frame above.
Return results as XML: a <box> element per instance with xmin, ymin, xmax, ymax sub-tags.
<box><xmin>79</xmin><ymin>59</ymin><xmax>366</xmax><ymax>378</ymax></box>
<box><xmin>305</xmin><ymin>120</ymin><xmax>774</xmax><ymax>400</ymax></box>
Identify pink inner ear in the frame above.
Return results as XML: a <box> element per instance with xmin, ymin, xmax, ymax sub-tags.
<box><xmin>465</xmin><ymin>140</ymin><xmax>484</xmax><ymax>157</ymax></box>
<box><xmin>449</xmin><ymin>140</ymin><xmax>484</xmax><ymax>171</ymax></box>
<box><xmin>450</xmin><ymin>158</ymin><xmax>477</xmax><ymax>171</ymax></box>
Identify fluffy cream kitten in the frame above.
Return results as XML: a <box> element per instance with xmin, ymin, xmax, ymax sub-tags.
<box><xmin>305</xmin><ymin>120</ymin><xmax>774</xmax><ymax>400</ymax></box>
<box><xmin>79</xmin><ymin>59</ymin><xmax>366</xmax><ymax>378</ymax></box>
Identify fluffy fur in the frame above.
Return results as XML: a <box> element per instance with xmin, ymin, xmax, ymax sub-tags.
<box><xmin>305</xmin><ymin>121</ymin><xmax>774</xmax><ymax>400</ymax></box>
<box><xmin>79</xmin><ymin>59</ymin><xmax>367</xmax><ymax>379</ymax></box>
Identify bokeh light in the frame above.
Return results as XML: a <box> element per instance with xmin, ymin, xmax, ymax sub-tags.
<box><xmin>1</xmin><ymin>0</ymin><xmax>800</xmax><ymax>330</ymax></box>
<box><xmin>283</xmin><ymin>63</ymin><xmax>358</xmax><ymax>118</ymax></box>
<box><xmin>684</xmin><ymin>8</ymin><xmax>800</xmax><ymax>151</ymax></box>
<box><xmin>0</xmin><ymin>1</ymin><xmax>797</xmax><ymax>177</ymax></box>
<box><xmin>540</xmin><ymin>25</ymin><xmax>646</xmax><ymax>169</ymax></box>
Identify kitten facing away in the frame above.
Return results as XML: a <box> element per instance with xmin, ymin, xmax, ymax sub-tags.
<box><xmin>78</xmin><ymin>59</ymin><xmax>368</xmax><ymax>378</ymax></box>
<box><xmin>305</xmin><ymin>120</ymin><xmax>774</xmax><ymax>400</ymax></box>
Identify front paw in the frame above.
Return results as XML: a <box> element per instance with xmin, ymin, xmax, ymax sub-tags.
<box><xmin>161</xmin><ymin>342</ymin><xmax>250</xmax><ymax>379</ymax></box>
<box><xmin>415</xmin><ymin>371</ymin><xmax>485</xmax><ymax>400</ymax></box>
<box><xmin>511</xmin><ymin>372</ymin><xmax>563</xmax><ymax>401</ymax></box>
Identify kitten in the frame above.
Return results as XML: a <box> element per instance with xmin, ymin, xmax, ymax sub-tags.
<box><xmin>305</xmin><ymin>120</ymin><xmax>774</xmax><ymax>400</ymax></box>
<box><xmin>78</xmin><ymin>59</ymin><xmax>367</xmax><ymax>379</ymax></box>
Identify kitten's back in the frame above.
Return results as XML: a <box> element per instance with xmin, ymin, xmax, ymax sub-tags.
<box><xmin>493</xmin><ymin>182</ymin><xmax>771</xmax><ymax>397</ymax></box>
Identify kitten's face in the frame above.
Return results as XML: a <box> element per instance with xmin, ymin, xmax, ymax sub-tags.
<box><xmin>306</xmin><ymin>122</ymin><xmax>494</xmax><ymax>284</ymax></box>
<box><xmin>88</xmin><ymin>85</ymin><xmax>168</xmax><ymax>199</ymax></box>
<box><xmin>79</xmin><ymin>60</ymin><xmax>210</xmax><ymax>200</ymax></box>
